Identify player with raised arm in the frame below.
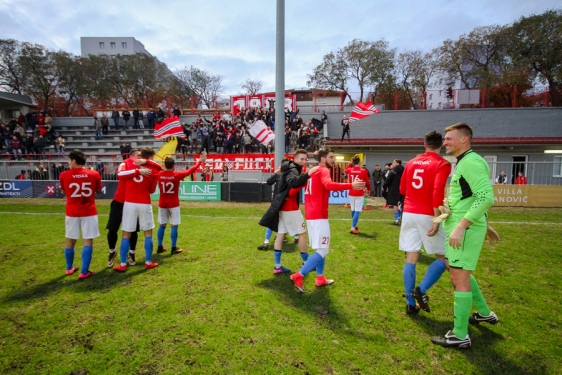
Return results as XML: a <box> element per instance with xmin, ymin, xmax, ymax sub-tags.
<box><xmin>113</xmin><ymin>147</ymin><xmax>160</xmax><ymax>272</ymax></box>
<box><xmin>290</xmin><ymin>148</ymin><xmax>365</xmax><ymax>292</ymax></box>
<box><xmin>398</xmin><ymin>131</ymin><xmax>452</xmax><ymax>315</ymax></box>
<box><xmin>345</xmin><ymin>155</ymin><xmax>370</xmax><ymax>234</ymax></box>
<box><xmin>156</xmin><ymin>154</ymin><xmax>206</xmax><ymax>254</ymax></box>
<box><xmin>106</xmin><ymin>149</ymin><xmax>161</xmax><ymax>267</ymax></box>
<box><xmin>59</xmin><ymin>149</ymin><xmax>102</xmax><ymax>279</ymax></box>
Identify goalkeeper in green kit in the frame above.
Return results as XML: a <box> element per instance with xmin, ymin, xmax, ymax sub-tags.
<box><xmin>431</xmin><ymin>122</ymin><xmax>500</xmax><ymax>349</ymax></box>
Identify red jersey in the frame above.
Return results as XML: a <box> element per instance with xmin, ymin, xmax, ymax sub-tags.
<box><xmin>304</xmin><ymin>166</ymin><xmax>352</xmax><ymax>220</ymax></box>
<box><xmin>281</xmin><ymin>187</ymin><xmax>303</xmax><ymax>211</ymax></box>
<box><xmin>118</xmin><ymin>158</ymin><xmax>161</xmax><ymax>204</ymax></box>
<box><xmin>345</xmin><ymin>165</ymin><xmax>370</xmax><ymax>197</ymax></box>
<box><xmin>157</xmin><ymin>161</ymin><xmax>202</xmax><ymax>208</ymax></box>
<box><xmin>60</xmin><ymin>167</ymin><xmax>102</xmax><ymax>217</ymax></box>
<box><xmin>400</xmin><ymin>152</ymin><xmax>451</xmax><ymax>216</ymax></box>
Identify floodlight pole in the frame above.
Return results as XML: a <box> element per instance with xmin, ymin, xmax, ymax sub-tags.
<box><xmin>274</xmin><ymin>0</ymin><xmax>285</xmax><ymax>169</ymax></box>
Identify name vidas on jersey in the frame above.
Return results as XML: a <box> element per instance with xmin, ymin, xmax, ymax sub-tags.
<box><xmin>73</xmin><ymin>174</ymin><xmax>89</xmax><ymax>178</ymax></box>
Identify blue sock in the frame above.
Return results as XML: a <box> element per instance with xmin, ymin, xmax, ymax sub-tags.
<box><xmin>352</xmin><ymin>211</ymin><xmax>360</xmax><ymax>228</ymax></box>
<box><xmin>265</xmin><ymin>228</ymin><xmax>273</xmax><ymax>242</ymax></box>
<box><xmin>315</xmin><ymin>256</ymin><xmax>326</xmax><ymax>276</ymax></box>
<box><xmin>119</xmin><ymin>238</ymin><xmax>130</xmax><ymax>266</ymax></box>
<box><xmin>394</xmin><ymin>212</ymin><xmax>400</xmax><ymax>221</ymax></box>
<box><xmin>81</xmin><ymin>246</ymin><xmax>93</xmax><ymax>275</ymax></box>
<box><xmin>171</xmin><ymin>226</ymin><xmax>178</xmax><ymax>248</ymax></box>
<box><xmin>64</xmin><ymin>248</ymin><xmax>74</xmax><ymax>270</ymax></box>
<box><xmin>145</xmin><ymin>236</ymin><xmax>153</xmax><ymax>263</ymax></box>
<box><xmin>403</xmin><ymin>262</ymin><xmax>416</xmax><ymax>306</ymax></box>
<box><xmin>274</xmin><ymin>250</ymin><xmax>282</xmax><ymax>266</ymax></box>
<box><xmin>157</xmin><ymin>226</ymin><xmax>165</xmax><ymax>246</ymax></box>
<box><xmin>300</xmin><ymin>252</ymin><xmax>309</xmax><ymax>262</ymax></box>
<box><xmin>350</xmin><ymin>210</ymin><xmax>354</xmax><ymax>218</ymax></box>
<box><xmin>419</xmin><ymin>259</ymin><xmax>447</xmax><ymax>293</ymax></box>
<box><xmin>300</xmin><ymin>252</ymin><xmax>323</xmax><ymax>276</ymax></box>
<box><xmin>398</xmin><ymin>209</ymin><xmax>403</xmax><ymax>217</ymax></box>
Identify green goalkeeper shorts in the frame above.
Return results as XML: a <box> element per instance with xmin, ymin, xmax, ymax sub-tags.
<box><xmin>445</xmin><ymin>226</ymin><xmax>487</xmax><ymax>271</ymax></box>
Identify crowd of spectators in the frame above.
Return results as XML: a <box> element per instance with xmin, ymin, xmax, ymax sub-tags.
<box><xmin>1</xmin><ymin>110</ymin><xmax>59</xmax><ymax>160</ymax></box>
<box><xmin>170</xmin><ymin>106</ymin><xmax>327</xmax><ymax>156</ymax></box>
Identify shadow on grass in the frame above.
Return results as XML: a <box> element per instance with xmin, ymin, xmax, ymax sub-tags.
<box><xmin>257</xmin><ymin>276</ymin><xmax>378</xmax><ymax>343</ymax></box>
<box><xmin>1</xmin><ymin>265</ymin><xmax>150</xmax><ymax>303</ymax></box>
<box><xmin>411</xmin><ymin>315</ymin><xmax>545</xmax><ymax>375</ymax></box>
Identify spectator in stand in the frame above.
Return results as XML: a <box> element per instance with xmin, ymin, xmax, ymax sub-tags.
<box><xmin>172</xmin><ymin>106</ymin><xmax>181</xmax><ymax>117</ymax></box>
<box><xmin>495</xmin><ymin>170</ymin><xmax>508</xmax><ymax>184</ymax></box>
<box><xmin>138</xmin><ymin>110</ymin><xmax>144</xmax><ymax>129</ymax></box>
<box><xmin>33</xmin><ymin>161</ymin><xmax>49</xmax><ymax>180</ymax></box>
<box><xmin>52</xmin><ymin>162</ymin><xmax>66</xmax><ymax>180</ymax></box>
<box><xmin>133</xmin><ymin>108</ymin><xmax>140</xmax><ymax>129</ymax></box>
<box><xmin>94</xmin><ymin>116</ymin><xmax>103</xmax><ymax>140</ymax></box>
<box><xmin>33</xmin><ymin>135</ymin><xmax>46</xmax><ymax>158</ymax></box>
<box><xmin>320</xmin><ymin>110</ymin><xmax>328</xmax><ymax>132</ymax></box>
<box><xmin>122</xmin><ymin>108</ymin><xmax>131</xmax><ymax>130</ymax></box>
<box><xmin>111</xmin><ymin>109</ymin><xmax>120</xmax><ymax>130</ymax></box>
<box><xmin>383</xmin><ymin>159</ymin><xmax>404</xmax><ymax>225</ymax></box>
<box><xmin>18</xmin><ymin>113</ymin><xmax>25</xmax><ymax>125</ymax></box>
<box><xmin>15</xmin><ymin>169</ymin><xmax>26</xmax><ymax>180</ymax></box>
<box><xmin>120</xmin><ymin>142</ymin><xmax>131</xmax><ymax>161</ymax></box>
<box><xmin>9</xmin><ymin>135</ymin><xmax>23</xmax><ymax>160</ymax></box>
<box><xmin>221</xmin><ymin>165</ymin><xmax>229</xmax><ymax>182</ymax></box>
<box><xmin>56</xmin><ymin>135</ymin><xmax>66</xmax><ymax>159</ymax></box>
<box><xmin>101</xmin><ymin>114</ymin><xmax>109</xmax><ymax>135</ymax></box>
<box><xmin>372</xmin><ymin>164</ymin><xmax>383</xmax><ymax>197</ymax></box>
<box><xmin>341</xmin><ymin>114</ymin><xmax>350</xmax><ymax>142</ymax></box>
<box><xmin>201</xmin><ymin>167</ymin><xmax>213</xmax><ymax>181</ymax></box>
<box><xmin>147</xmin><ymin>108</ymin><xmax>156</xmax><ymax>129</ymax></box>
<box><xmin>515</xmin><ymin>171</ymin><xmax>527</xmax><ymax>185</ymax></box>
<box><xmin>37</xmin><ymin>112</ymin><xmax>45</xmax><ymax>128</ymax></box>
<box><xmin>23</xmin><ymin>133</ymin><xmax>34</xmax><ymax>157</ymax></box>
<box><xmin>156</xmin><ymin>107</ymin><xmax>165</xmax><ymax>122</ymax></box>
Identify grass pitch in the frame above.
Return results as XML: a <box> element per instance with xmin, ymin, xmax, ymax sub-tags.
<box><xmin>0</xmin><ymin>199</ymin><xmax>561</xmax><ymax>374</ymax></box>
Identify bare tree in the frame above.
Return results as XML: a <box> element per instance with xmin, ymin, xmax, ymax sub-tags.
<box><xmin>239</xmin><ymin>78</ymin><xmax>263</xmax><ymax>95</ymax></box>
<box><xmin>0</xmin><ymin>39</ymin><xmax>26</xmax><ymax>94</ymax></box>
<box><xmin>174</xmin><ymin>66</ymin><xmax>224</xmax><ymax>109</ymax></box>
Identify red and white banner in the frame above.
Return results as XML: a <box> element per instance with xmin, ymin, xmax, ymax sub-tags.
<box><xmin>349</xmin><ymin>101</ymin><xmax>380</xmax><ymax>122</ymax></box>
<box><xmin>248</xmin><ymin>94</ymin><xmax>263</xmax><ymax>108</ymax></box>
<box><xmin>230</xmin><ymin>95</ymin><xmax>247</xmax><ymax>114</ymax></box>
<box><xmin>154</xmin><ymin>116</ymin><xmax>184</xmax><ymax>139</ymax></box>
<box><xmin>194</xmin><ymin>154</ymin><xmax>292</xmax><ymax>173</ymax></box>
<box><xmin>248</xmin><ymin>120</ymin><xmax>275</xmax><ymax>145</ymax></box>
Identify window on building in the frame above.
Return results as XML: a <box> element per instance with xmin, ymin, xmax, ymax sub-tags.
<box><xmin>99</xmin><ymin>42</ymin><xmax>104</xmax><ymax>49</ymax></box>
<box><xmin>554</xmin><ymin>156</ymin><xmax>562</xmax><ymax>177</ymax></box>
<box><xmin>110</xmin><ymin>42</ymin><xmax>116</xmax><ymax>49</ymax></box>
<box><xmin>122</xmin><ymin>42</ymin><xmax>127</xmax><ymax>49</ymax></box>
<box><xmin>439</xmin><ymin>90</ymin><xmax>442</xmax><ymax>97</ymax></box>
<box><xmin>111</xmin><ymin>55</ymin><xmax>116</xmax><ymax>59</ymax></box>
<box><xmin>429</xmin><ymin>94</ymin><xmax>433</xmax><ymax>100</ymax></box>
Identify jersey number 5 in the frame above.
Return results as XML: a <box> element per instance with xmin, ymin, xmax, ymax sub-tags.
<box><xmin>412</xmin><ymin>169</ymin><xmax>424</xmax><ymax>189</ymax></box>
<box><xmin>69</xmin><ymin>182</ymin><xmax>93</xmax><ymax>197</ymax></box>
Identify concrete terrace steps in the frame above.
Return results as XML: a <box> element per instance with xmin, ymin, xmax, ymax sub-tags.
<box><xmin>51</xmin><ymin>126</ymin><xmax>165</xmax><ymax>156</ymax></box>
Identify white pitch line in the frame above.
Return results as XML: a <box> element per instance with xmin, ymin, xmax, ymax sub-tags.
<box><xmin>0</xmin><ymin>212</ymin><xmax>559</xmax><ymax>226</ymax></box>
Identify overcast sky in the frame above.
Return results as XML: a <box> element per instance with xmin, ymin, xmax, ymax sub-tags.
<box><xmin>1</xmin><ymin>0</ymin><xmax>559</xmax><ymax>96</ymax></box>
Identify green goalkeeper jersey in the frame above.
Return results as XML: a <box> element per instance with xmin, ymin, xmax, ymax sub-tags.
<box><xmin>444</xmin><ymin>149</ymin><xmax>494</xmax><ymax>232</ymax></box>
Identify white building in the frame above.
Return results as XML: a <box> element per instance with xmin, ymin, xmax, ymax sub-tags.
<box><xmin>80</xmin><ymin>37</ymin><xmax>152</xmax><ymax>58</ymax></box>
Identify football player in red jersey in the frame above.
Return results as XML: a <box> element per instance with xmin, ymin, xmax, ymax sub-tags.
<box><xmin>156</xmin><ymin>154</ymin><xmax>206</xmax><ymax>254</ymax></box>
<box><xmin>399</xmin><ymin>131</ymin><xmax>452</xmax><ymax>315</ymax></box>
<box><xmin>59</xmin><ymin>149</ymin><xmax>102</xmax><ymax>280</ymax></box>
<box><xmin>106</xmin><ymin>149</ymin><xmax>162</xmax><ymax>267</ymax></box>
<box><xmin>114</xmin><ymin>147</ymin><xmax>160</xmax><ymax>272</ymax></box>
<box><xmin>290</xmin><ymin>148</ymin><xmax>365</xmax><ymax>292</ymax></box>
<box><xmin>345</xmin><ymin>155</ymin><xmax>370</xmax><ymax>234</ymax></box>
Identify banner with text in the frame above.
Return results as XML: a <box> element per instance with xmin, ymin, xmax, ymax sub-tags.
<box><xmin>150</xmin><ymin>181</ymin><xmax>221</xmax><ymax>202</ymax></box>
<box><xmin>0</xmin><ymin>180</ymin><xmax>33</xmax><ymax>198</ymax></box>
<box><xmin>492</xmin><ymin>185</ymin><xmax>562</xmax><ymax>207</ymax></box>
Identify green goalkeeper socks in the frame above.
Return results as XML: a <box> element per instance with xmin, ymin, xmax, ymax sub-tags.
<box><xmin>470</xmin><ymin>275</ymin><xmax>491</xmax><ymax>316</ymax></box>
<box><xmin>452</xmin><ymin>291</ymin><xmax>472</xmax><ymax>338</ymax></box>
